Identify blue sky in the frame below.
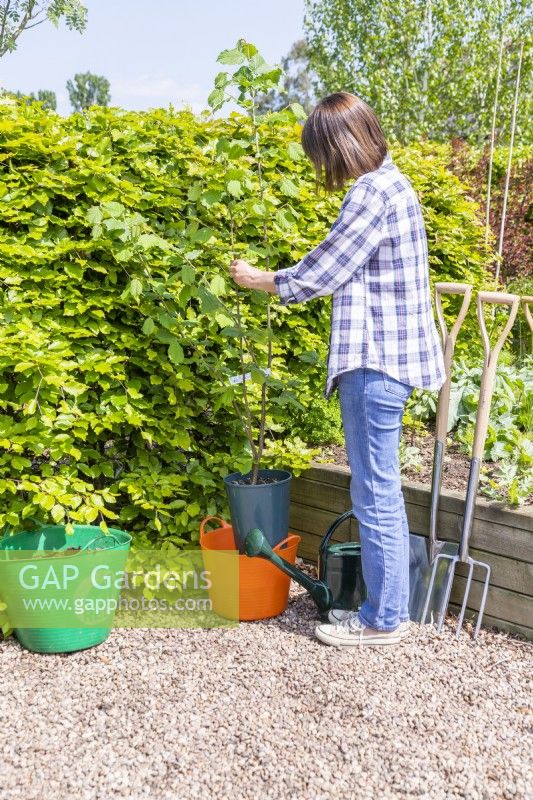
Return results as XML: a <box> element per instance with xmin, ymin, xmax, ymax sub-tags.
<box><xmin>2</xmin><ymin>0</ymin><xmax>306</xmax><ymax>115</ymax></box>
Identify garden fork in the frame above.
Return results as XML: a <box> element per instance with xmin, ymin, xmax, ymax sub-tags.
<box><xmin>422</xmin><ymin>291</ymin><xmax>520</xmax><ymax>639</ymax></box>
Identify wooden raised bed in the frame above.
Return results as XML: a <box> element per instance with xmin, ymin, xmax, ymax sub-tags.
<box><xmin>291</xmin><ymin>464</ymin><xmax>533</xmax><ymax>640</ymax></box>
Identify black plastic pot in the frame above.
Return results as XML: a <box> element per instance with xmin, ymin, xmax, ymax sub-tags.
<box><xmin>224</xmin><ymin>469</ymin><xmax>292</xmax><ymax>553</ymax></box>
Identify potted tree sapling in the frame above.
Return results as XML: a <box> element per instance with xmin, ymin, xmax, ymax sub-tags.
<box><xmin>206</xmin><ymin>40</ymin><xmax>311</xmax><ymax>552</ymax></box>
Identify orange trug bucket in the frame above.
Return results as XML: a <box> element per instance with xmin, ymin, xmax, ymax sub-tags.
<box><xmin>200</xmin><ymin>516</ymin><xmax>300</xmax><ymax>621</ymax></box>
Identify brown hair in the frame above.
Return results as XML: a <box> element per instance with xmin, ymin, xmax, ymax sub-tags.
<box><xmin>301</xmin><ymin>92</ymin><xmax>388</xmax><ymax>192</ymax></box>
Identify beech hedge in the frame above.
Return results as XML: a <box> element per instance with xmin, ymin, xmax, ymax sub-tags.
<box><xmin>0</xmin><ymin>98</ymin><xmax>491</xmax><ymax>546</ymax></box>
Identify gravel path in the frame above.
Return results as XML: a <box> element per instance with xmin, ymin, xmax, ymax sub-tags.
<box><xmin>1</xmin><ymin>586</ymin><xmax>531</xmax><ymax>800</ymax></box>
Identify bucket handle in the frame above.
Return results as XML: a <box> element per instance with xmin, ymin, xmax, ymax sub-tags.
<box><xmin>272</xmin><ymin>533</ymin><xmax>299</xmax><ymax>552</ymax></box>
<box><xmin>0</xmin><ymin>532</ymin><xmax>122</xmax><ymax>561</ymax></box>
<box><xmin>200</xmin><ymin>516</ymin><xmax>229</xmax><ymax>542</ymax></box>
<box><xmin>319</xmin><ymin>510</ymin><xmax>355</xmax><ymax>558</ymax></box>
<box><xmin>80</xmin><ymin>533</ymin><xmax>123</xmax><ymax>551</ymax></box>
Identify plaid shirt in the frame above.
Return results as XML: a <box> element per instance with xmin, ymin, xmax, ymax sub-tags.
<box><xmin>274</xmin><ymin>153</ymin><xmax>446</xmax><ymax>397</ymax></box>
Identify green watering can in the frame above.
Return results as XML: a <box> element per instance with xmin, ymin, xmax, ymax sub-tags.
<box><xmin>245</xmin><ymin>510</ymin><xmax>365</xmax><ymax>618</ymax></box>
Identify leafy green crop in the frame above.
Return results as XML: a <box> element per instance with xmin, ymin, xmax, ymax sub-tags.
<box><xmin>450</xmin><ymin>357</ymin><xmax>533</xmax><ymax>505</ymax></box>
<box><xmin>0</xmin><ymin>83</ymin><xmax>491</xmax><ymax>548</ymax></box>
<box><xmin>404</xmin><ymin>356</ymin><xmax>533</xmax><ymax>505</ymax></box>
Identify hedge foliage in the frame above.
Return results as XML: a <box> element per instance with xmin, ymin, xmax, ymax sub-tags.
<box><xmin>0</xmin><ymin>98</ymin><xmax>492</xmax><ymax>546</ymax></box>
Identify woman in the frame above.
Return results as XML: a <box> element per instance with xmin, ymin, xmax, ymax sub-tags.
<box><xmin>229</xmin><ymin>92</ymin><xmax>445</xmax><ymax>647</ymax></box>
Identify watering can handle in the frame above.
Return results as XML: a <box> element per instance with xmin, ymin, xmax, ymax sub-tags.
<box><xmin>434</xmin><ymin>282</ymin><xmax>473</xmax><ymax>443</ymax></box>
<box><xmin>319</xmin><ymin>510</ymin><xmax>355</xmax><ymax>558</ymax></box>
<box><xmin>199</xmin><ymin>516</ymin><xmax>229</xmax><ymax>542</ymax></box>
<box><xmin>522</xmin><ymin>296</ymin><xmax>533</xmax><ymax>333</ymax></box>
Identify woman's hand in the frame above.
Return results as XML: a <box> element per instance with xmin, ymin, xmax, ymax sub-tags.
<box><xmin>229</xmin><ymin>259</ymin><xmax>277</xmax><ymax>294</ymax></box>
<box><xmin>229</xmin><ymin>259</ymin><xmax>262</xmax><ymax>289</ymax></box>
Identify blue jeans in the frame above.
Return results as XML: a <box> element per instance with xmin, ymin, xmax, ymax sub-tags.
<box><xmin>338</xmin><ymin>368</ymin><xmax>413</xmax><ymax>631</ymax></box>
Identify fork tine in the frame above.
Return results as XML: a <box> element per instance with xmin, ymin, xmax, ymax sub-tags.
<box><xmin>436</xmin><ymin>556</ymin><xmax>458</xmax><ymax>632</ymax></box>
<box><xmin>473</xmin><ymin>562</ymin><xmax>491</xmax><ymax>640</ymax></box>
<box><xmin>455</xmin><ymin>560</ymin><xmax>475</xmax><ymax>637</ymax></box>
<box><xmin>421</xmin><ymin>557</ymin><xmax>440</xmax><ymax>625</ymax></box>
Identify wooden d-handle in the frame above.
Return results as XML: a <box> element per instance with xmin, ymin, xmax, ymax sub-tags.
<box><xmin>435</xmin><ymin>283</ymin><xmax>473</xmax><ymax>343</ymax></box>
<box><xmin>522</xmin><ymin>296</ymin><xmax>533</xmax><ymax>333</ymax></box>
<box><xmin>434</xmin><ymin>283</ymin><xmax>473</xmax><ymax>442</ymax></box>
<box><xmin>472</xmin><ymin>292</ymin><xmax>520</xmax><ymax>459</ymax></box>
<box><xmin>435</xmin><ymin>282</ymin><xmax>473</xmax><ymax>295</ymax></box>
<box><xmin>476</xmin><ymin>291</ymin><xmax>520</xmax><ymax>365</ymax></box>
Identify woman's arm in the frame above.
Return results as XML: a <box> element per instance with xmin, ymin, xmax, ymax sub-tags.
<box><xmin>229</xmin><ymin>181</ymin><xmax>385</xmax><ymax>303</ymax></box>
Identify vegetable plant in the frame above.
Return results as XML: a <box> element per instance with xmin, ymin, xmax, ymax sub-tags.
<box><xmin>403</xmin><ymin>356</ymin><xmax>533</xmax><ymax>505</ymax></box>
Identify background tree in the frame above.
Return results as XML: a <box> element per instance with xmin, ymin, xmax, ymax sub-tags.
<box><xmin>15</xmin><ymin>88</ymin><xmax>56</xmax><ymax>109</ymax></box>
<box><xmin>256</xmin><ymin>39</ymin><xmax>317</xmax><ymax>115</ymax></box>
<box><xmin>67</xmin><ymin>71</ymin><xmax>110</xmax><ymax>112</ymax></box>
<box><xmin>304</xmin><ymin>0</ymin><xmax>532</xmax><ymax>144</ymax></box>
<box><xmin>0</xmin><ymin>0</ymin><xmax>87</xmax><ymax>57</ymax></box>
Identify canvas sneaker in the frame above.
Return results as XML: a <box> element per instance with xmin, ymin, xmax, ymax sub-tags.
<box><xmin>316</xmin><ymin>613</ymin><xmax>404</xmax><ymax>647</ymax></box>
<box><xmin>328</xmin><ymin>609</ymin><xmax>411</xmax><ymax>640</ymax></box>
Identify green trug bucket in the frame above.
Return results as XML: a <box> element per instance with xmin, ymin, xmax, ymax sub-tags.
<box><xmin>0</xmin><ymin>525</ymin><xmax>131</xmax><ymax>654</ymax></box>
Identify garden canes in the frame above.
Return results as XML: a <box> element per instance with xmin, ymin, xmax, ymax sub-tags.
<box><xmin>422</xmin><ymin>291</ymin><xmax>520</xmax><ymax>639</ymax></box>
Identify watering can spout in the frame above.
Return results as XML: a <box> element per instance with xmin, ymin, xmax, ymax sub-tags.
<box><xmin>244</xmin><ymin>528</ymin><xmax>266</xmax><ymax>558</ymax></box>
<box><xmin>244</xmin><ymin>529</ymin><xmax>333</xmax><ymax>614</ymax></box>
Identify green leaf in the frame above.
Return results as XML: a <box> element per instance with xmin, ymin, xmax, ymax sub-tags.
<box><xmin>64</xmin><ymin>263</ymin><xmax>84</xmax><ymax>279</ymax></box>
<box><xmin>209</xmin><ymin>275</ymin><xmax>226</xmax><ymax>296</ymax></box>
<box><xmin>102</xmin><ymin>201</ymin><xmax>124</xmax><ymax>217</ymax></box>
<box><xmin>279</xmin><ymin>177</ymin><xmax>300</xmax><ymax>198</ymax></box>
<box><xmin>181</xmin><ymin>264</ymin><xmax>196</xmax><ymax>284</ymax></box>
<box><xmin>217</xmin><ymin>47</ymin><xmax>246</xmax><ymax>65</ymax></box>
<box><xmin>51</xmin><ymin>504</ymin><xmax>65</xmax><ymax>524</ymax></box>
<box><xmin>202</xmin><ymin>189</ymin><xmax>223</xmax><ymax>206</ymax></box>
<box><xmin>275</xmin><ymin>209</ymin><xmax>292</xmax><ymax>231</ymax></box>
<box><xmin>188</xmin><ymin>185</ymin><xmax>202</xmax><ymax>201</ymax></box>
<box><xmin>142</xmin><ymin>317</ymin><xmax>156</xmax><ymax>336</ymax></box>
<box><xmin>103</xmin><ymin>218</ymin><xmax>124</xmax><ymax>232</ymax></box>
<box><xmin>12</xmin><ymin>456</ymin><xmax>31</xmax><ymax>470</ymax></box>
<box><xmin>214</xmin><ymin>71</ymin><xmax>229</xmax><ymax>88</ymax></box>
<box><xmin>139</xmin><ymin>233</ymin><xmax>168</xmax><ymax>250</ymax></box>
<box><xmin>207</xmin><ymin>88</ymin><xmax>225</xmax><ymax>109</ymax></box>
<box><xmin>130</xmin><ymin>278</ymin><xmax>142</xmax><ymax>299</ymax></box>
<box><xmin>214</xmin><ymin>312</ymin><xmax>234</xmax><ymax>328</ymax></box>
<box><xmin>189</xmin><ymin>227</ymin><xmax>214</xmax><ymax>244</ymax></box>
<box><xmin>289</xmin><ymin>102</ymin><xmax>307</xmax><ymax>121</ymax></box>
<box><xmin>220</xmin><ymin>326</ymin><xmax>242</xmax><ymax>338</ymax></box>
<box><xmin>197</xmin><ymin>287</ymin><xmax>221</xmax><ymax>314</ymax></box>
<box><xmin>288</xmin><ymin>141</ymin><xmax>304</xmax><ymax>161</ymax></box>
<box><xmin>168</xmin><ymin>341</ymin><xmax>184</xmax><ymax>365</ymax></box>
<box><xmin>239</xmin><ymin>41</ymin><xmax>258</xmax><ymax>59</ymax></box>
<box><xmin>86</xmin><ymin>206</ymin><xmax>102</xmax><ymax>224</ymax></box>
<box><xmin>298</xmin><ymin>351</ymin><xmax>319</xmax><ymax>364</ymax></box>
<box><xmin>227</xmin><ymin>180</ymin><xmax>242</xmax><ymax>197</ymax></box>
